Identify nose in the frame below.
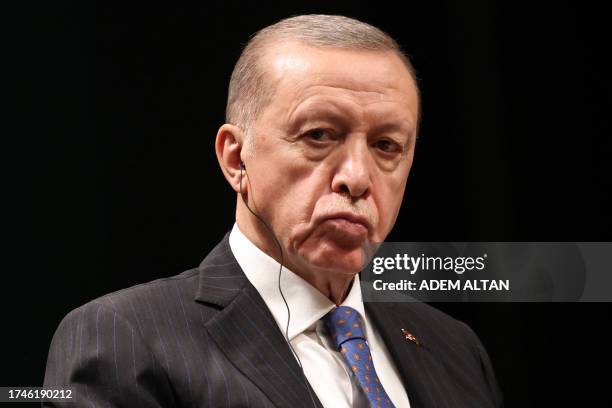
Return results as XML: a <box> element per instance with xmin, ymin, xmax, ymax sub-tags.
<box><xmin>331</xmin><ymin>141</ymin><xmax>373</xmax><ymax>199</ymax></box>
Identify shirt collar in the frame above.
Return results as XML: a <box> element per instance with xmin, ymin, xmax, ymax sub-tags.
<box><xmin>229</xmin><ymin>222</ymin><xmax>367</xmax><ymax>341</ymax></box>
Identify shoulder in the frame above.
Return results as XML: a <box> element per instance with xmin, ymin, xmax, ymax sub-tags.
<box><xmin>391</xmin><ymin>301</ymin><xmax>504</xmax><ymax>406</ymax></box>
<box><xmin>60</xmin><ymin>267</ymin><xmax>201</xmax><ymax>327</ymax></box>
<box><xmin>46</xmin><ymin>268</ymin><xmax>208</xmax><ymax>370</ymax></box>
<box><xmin>366</xmin><ymin>299</ymin><xmax>482</xmax><ymax>359</ymax></box>
<box><xmin>53</xmin><ymin>232</ymin><xmax>236</xmax><ymax>336</ymax></box>
<box><xmin>93</xmin><ymin>268</ymin><xmax>199</xmax><ymax>315</ymax></box>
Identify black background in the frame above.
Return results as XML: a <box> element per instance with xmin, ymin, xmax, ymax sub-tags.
<box><xmin>4</xmin><ymin>1</ymin><xmax>611</xmax><ymax>407</ymax></box>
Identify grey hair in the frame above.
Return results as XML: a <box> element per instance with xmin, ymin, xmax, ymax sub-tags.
<box><xmin>225</xmin><ymin>14</ymin><xmax>420</xmax><ymax>149</ymax></box>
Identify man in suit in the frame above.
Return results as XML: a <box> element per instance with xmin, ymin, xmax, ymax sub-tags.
<box><xmin>44</xmin><ymin>14</ymin><xmax>503</xmax><ymax>407</ymax></box>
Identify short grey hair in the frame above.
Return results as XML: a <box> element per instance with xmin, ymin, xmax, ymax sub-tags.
<box><xmin>225</xmin><ymin>14</ymin><xmax>420</xmax><ymax>146</ymax></box>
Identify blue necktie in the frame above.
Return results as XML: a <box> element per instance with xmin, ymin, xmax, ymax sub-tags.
<box><xmin>322</xmin><ymin>306</ymin><xmax>396</xmax><ymax>408</ymax></box>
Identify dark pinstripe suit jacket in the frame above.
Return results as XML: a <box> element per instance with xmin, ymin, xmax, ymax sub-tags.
<box><xmin>43</xmin><ymin>232</ymin><xmax>503</xmax><ymax>408</ymax></box>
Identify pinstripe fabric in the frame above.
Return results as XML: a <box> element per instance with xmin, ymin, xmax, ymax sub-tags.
<box><xmin>43</xmin><ymin>232</ymin><xmax>503</xmax><ymax>408</ymax></box>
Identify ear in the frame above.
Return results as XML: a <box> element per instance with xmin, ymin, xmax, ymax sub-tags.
<box><xmin>215</xmin><ymin>123</ymin><xmax>247</xmax><ymax>194</ymax></box>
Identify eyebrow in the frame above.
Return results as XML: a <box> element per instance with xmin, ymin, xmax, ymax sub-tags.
<box><xmin>369</xmin><ymin>121</ymin><xmax>414</xmax><ymax>137</ymax></box>
<box><xmin>286</xmin><ymin>102</ymin><xmax>353</xmax><ymax>133</ymax></box>
<box><xmin>287</xmin><ymin>100</ymin><xmax>415</xmax><ymax>137</ymax></box>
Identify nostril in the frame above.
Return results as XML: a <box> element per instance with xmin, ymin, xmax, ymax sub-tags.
<box><xmin>340</xmin><ymin>184</ymin><xmax>350</xmax><ymax>195</ymax></box>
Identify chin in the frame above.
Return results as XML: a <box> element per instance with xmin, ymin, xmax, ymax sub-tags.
<box><xmin>302</xmin><ymin>246</ymin><xmax>366</xmax><ymax>275</ymax></box>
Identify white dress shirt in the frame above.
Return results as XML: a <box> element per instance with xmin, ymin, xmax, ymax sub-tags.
<box><xmin>229</xmin><ymin>223</ymin><xmax>411</xmax><ymax>408</ymax></box>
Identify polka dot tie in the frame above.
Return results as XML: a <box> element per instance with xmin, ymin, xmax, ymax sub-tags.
<box><xmin>322</xmin><ymin>306</ymin><xmax>396</xmax><ymax>408</ymax></box>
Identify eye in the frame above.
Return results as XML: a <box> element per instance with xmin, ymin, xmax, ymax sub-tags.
<box><xmin>374</xmin><ymin>138</ymin><xmax>401</xmax><ymax>153</ymax></box>
<box><xmin>304</xmin><ymin>128</ymin><xmax>335</xmax><ymax>143</ymax></box>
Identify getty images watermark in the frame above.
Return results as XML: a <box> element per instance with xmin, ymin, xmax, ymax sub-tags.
<box><xmin>359</xmin><ymin>242</ymin><xmax>612</xmax><ymax>302</ymax></box>
<box><xmin>370</xmin><ymin>252</ymin><xmax>504</xmax><ymax>291</ymax></box>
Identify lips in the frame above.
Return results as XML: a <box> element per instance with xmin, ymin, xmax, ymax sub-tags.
<box><xmin>320</xmin><ymin>212</ymin><xmax>371</xmax><ymax>239</ymax></box>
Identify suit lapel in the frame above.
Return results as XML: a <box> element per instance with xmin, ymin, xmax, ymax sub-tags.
<box><xmin>365</xmin><ymin>302</ymin><xmax>444</xmax><ymax>408</ymax></box>
<box><xmin>195</xmin><ymin>233</ymin><xmax>323</xmax><ymax>408</ymax></box>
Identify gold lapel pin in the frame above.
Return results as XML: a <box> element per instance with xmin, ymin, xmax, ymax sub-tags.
<box><xmin>401</xmin><ymin>328</ymin><xmax>421</xmax><ymax>347</ymax></box>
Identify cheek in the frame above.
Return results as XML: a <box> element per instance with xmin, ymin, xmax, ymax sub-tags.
<box><xmin>372</xmin><ymin>175</ymin><xmax>408</xmax><ymax>236</ymax></box>
<box><xmin>265</xmin><ymin>162</ymin><xmax>330</xmax><ymax>233</ymax></box>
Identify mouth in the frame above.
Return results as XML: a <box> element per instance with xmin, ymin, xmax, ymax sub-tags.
<box><xmin>319</xmin><ymin>212</ymin><xmax>371</xmax><ymax>240</ymax></box>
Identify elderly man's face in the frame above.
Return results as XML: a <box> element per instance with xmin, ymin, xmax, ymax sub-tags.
<box><xmin>243</xmin><ymin>42</ymin><xmax>419</xmax><ymax>277</ymax></box>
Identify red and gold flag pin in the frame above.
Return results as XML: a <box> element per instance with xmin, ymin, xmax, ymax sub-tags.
<box><xmin>401</xmin><ymin>328</ymin><xmax>421</xmax><ymax>346</ymax></box>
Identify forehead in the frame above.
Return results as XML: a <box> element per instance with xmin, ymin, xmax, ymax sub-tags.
<box><xmin>260</xmin><ymin>42</ymin><xmax>419</xmax><ymax>126</ymax></box>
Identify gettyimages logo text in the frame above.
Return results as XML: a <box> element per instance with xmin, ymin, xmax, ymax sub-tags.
<box><xmin>371</xmin><ymin>253</ymin><xmax>488</xmax><ymax>275</ymax></box>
